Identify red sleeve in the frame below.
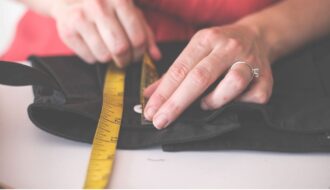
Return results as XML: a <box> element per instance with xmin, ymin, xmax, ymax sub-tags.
<box><xmin>137</xmin><ymin>0</ymin><xmax>279</xmax><ymax>26</ymax></box>
<box><xmin>138</xmin><ymin>0</ymin><xmax>279</xmax><ymax>43</ymax></box>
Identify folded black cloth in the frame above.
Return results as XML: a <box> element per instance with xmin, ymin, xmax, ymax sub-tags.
<box><xmin>1</xmin><ymin>40</ymin><xmax>330</xmax><ymax>152</ymax></box>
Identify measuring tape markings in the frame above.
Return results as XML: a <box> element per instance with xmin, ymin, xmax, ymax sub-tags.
<box><xmin>84</xmin><ymin>54</ymin><xmax>159</xmax><ymax>188</ymax></box>
<box><xmin>84</xmin><ymin>63</ymin><xmax>125</xmax><ymax>189</ymax></box>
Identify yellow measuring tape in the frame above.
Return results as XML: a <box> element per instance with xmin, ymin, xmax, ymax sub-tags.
<box><xmin>84</xmin><ymin>54</ymin><xmax>158</xmax><ymax>189</ymax></box>
<box><xmin>84</xmin><ymin>62</ymin><xmax>125</xmax><ymax>189</ymax></box>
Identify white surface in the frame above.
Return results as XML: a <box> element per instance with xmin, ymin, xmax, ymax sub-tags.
<box><xmin>0</xmin><ymin>64</ymin><xmax>330</xmax><ymax>188</ymax></box>
<box><xmin>0</xmin><ymin>0</ymin><xmax>26</xmax><ymax>55</ymax></box>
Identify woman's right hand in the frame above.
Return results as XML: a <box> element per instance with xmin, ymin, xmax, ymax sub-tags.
<box><xmin>50</xmin><ymin>0</ymin><xmax>161</xmax><ymax>66</ymax></box>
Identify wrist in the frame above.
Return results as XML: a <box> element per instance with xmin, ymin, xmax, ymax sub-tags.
<box><xmin>235</xmin><ymin>17</ymin><xmax>281</xmax><ymax>63</ymax></box>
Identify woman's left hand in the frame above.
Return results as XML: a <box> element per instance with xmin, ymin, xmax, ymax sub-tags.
<box><xmin>143</xmin><ymin>23</ymin><xmax>274</xmax><ymax>129</ymax></box>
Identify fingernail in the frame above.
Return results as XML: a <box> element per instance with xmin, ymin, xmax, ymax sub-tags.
<box><xmin>201</xmin><ymin>101</ymin><xmax>210</xmax><ymax>110</ymax></box>
<box><xmin>153</xmin><ymin>114</ymin><xmax>169</xmax><ymax>129</ymax></box>
<box><xmin>144</xmin><ymin>107</ymin><xmax>156</xmax><ymax>120</ymax></box>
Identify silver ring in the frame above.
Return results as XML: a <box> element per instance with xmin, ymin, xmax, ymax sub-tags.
<box><xmin>231</xmin><ymin>61</ymin><xmax>260</xmax><ymax>79</ymax></box>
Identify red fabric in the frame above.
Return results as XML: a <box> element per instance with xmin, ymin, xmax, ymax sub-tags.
<box><xmin>1</xmin><ymin>0</ymin><xmax>278</xmax><ymax>61</ymax></box>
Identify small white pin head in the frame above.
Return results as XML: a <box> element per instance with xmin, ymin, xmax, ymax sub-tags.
<box><xmin>134</xmin><ymin>104</ymin><xmax>142</xmax><ymax>114</ymax></box>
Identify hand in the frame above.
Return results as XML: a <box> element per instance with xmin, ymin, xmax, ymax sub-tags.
<box><xmin>50</xmin><ymin>0</ymin><xmax>161</xmax><ymax>66</ymax></box>
<box><xmin>144</xmin><ymin>24</ymin><xmax>274</xmax><ymax>129</ymax></box>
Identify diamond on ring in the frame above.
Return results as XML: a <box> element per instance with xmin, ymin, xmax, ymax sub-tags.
<box><xmin>252</xmin><ymin>68</ymin><xmax>260</xmax><ymax>78</ymax></box>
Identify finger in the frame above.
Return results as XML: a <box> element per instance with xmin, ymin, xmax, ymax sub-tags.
<box><xmin>237</xmin><ymin>73</ymin><xmax>273</xmax><ymax>104</ymax></box>
<box><xmin>89</xmin><ymin>4</ymin><xmax>132</xmax><ymax>67</ymax></box>
<box><xmin>151</xmin><ymin>50</ymin><xmax>232</xmax><ymax>129</ymax></box>
<box><xmin>115</xmin><ymin>3</ymin><xmax>147</xmax><ymax>62</ymax></box>
<box><xmin>76</xmin><ymin>21</ymin><xmax>112</xmax><ymax>63</ymax></box>
<box><xmin>62</xmin><ymin>33</ymin><xmax>96</xmax><ymax>64</ymax></box>
<box><xmin>200</xmin><ymin>61</ymin><xmax>252</xmax><ymax>110</ymax></box>
<box><xmin>143</xmin><ymin>79</ymin><xmax>161</xmax><ymax>98</ymax></box>
<box><xmin>143</xmin><ymin>37</ymin><xmax>213</xmax><ymax>121</ymax></box>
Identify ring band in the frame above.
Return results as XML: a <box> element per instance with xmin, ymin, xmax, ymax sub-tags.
<box><xmin>231</xmin><ymin>61</ymin><xmax>260</xmax><ymax>79</ymax></box>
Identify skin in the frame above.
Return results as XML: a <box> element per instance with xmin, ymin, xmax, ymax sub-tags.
<box><xmin>19</xmin><ymin>0</ymin><xmax>330</xmax><ymax>129</ymax></box>
<box><xmin>18</xmin><ymin>0</ymin><xmax>161</xmax><ymax>66</ymax></box>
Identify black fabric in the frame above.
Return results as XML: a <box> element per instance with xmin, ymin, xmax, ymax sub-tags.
<box><xmin>1</xmin><ymin>41</ymin><xmax>330</xmax><ymax>152</ymax></box>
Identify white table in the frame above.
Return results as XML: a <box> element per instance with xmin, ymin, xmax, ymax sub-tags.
<box><xmin>0</xmin><ymin>63</ymin><xmax>330</xmax><ymax>188</ymax></box>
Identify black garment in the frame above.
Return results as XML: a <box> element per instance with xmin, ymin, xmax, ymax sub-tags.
<box><xmin>1</xmin><ymin>40</ymin><xmax>330</xmax><ymax>152</ymax></box>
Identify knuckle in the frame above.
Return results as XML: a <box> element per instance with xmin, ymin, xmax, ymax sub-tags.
<box><xmin>194</xmin><ymin>29</ymin><xmax>219</xmax><ymax>47</ymax></box>
<box><xmin>197</xmin><ymin>28</ymin><xmax>218</xmax><ymax>39</ymax></box>
<box><xmin>168</xmin><ymin>63</ymin><xmax>189</xmax><ymax>84</ymax></box>
<box><xmin>189</xmin><ymin>66</ymin><xmax>211</xmax><ymax>86</ymax></box>
<box><xmin>225</xmin><ymin>38</ymin><xmax>243</xmax><ymax>52</ymax></box>
<box><xmin>59</xmin><ymin>27</ymin><xmax>76</xmax><ymax>40</ymax></box>
<box><xmin>253</xmin><ymin>90</ymin><xmax>269</xmax><ymax>104</ymax></box>
<box><xmin>71</xmin><ymin>9</ymin><xmax>86</xmax><ymax>25</ymax></box>
<box><xmin>88</xmin><ymin>34</ymin><xmax>101</xmax><ymax>47</ymax></box>
<box><xmin>194</xmin><ymin>29</ymin><xmax>206</xmax><ymax>39</ymax></box>
<box><xmin>113</xmin><ymin>42</ymin><xmax>130</xmax><ymax>56</ymax></box>
<box><xmin>152</xmin><ymin>92</ymin><xmax>168</xmax><ymax>104</ymax></box>
<box><xmin>59</xmin><ymin>9</ymin><xmax>84</xmax><ymax>40</ymax></box>
<box><xmin>85</xmin><ymin>0</ymin><xmax>107</xmax><ymax>17</ymax></box>
<box><xmin>169</xmin><ymin>64</ymin><xmax>189</xmax><ymax>82</ymax></box>
<box><xmin>204</xmin><ymin>28</ymin><xmax>219</xmax><ymax>39</ymax></box>
<box><xmin>229</xmin><ymin>70</ymin><xmax>246</xmax><ymax>90</ymax></box>
<box><xmin>164</xmin><ymin>99</ymin><xmax>181</xmax><ymax>116</ymax></box>
<box><xmin>81</xmin><ymin>34</ymin><xmax>111</xmax><ymax>62</ymax></box>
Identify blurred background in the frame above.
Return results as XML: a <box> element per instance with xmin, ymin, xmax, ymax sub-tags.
<box><xmin>0</xmin><ymin>0</ymin><xmax>26</xmax><ymax>55</ymax></box>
